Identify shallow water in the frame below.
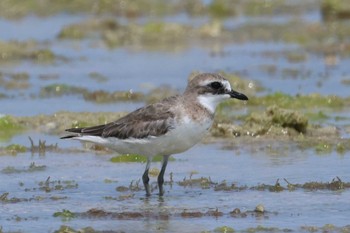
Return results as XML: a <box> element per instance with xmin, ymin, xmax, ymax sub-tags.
<box><xmin>1</xmin><ymin>141</ymin><xmax>350</xmax><ymax>232</ymax></box>
<box><xmin>1</xmin><ymin>2</ymin><xmax>350</xmax><ymax>232</ymax></box>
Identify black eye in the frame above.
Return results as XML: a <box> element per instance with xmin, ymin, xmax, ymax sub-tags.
<box><xmin>210</xmin><ymin>82</ymin><xmax>223</xmax><ymax>89</ymax></box>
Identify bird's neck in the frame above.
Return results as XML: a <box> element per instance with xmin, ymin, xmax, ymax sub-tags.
<box><xmin>182</xmin><ymin>95</ymin><xmax>215</xmax><ymax>122</ymax></box>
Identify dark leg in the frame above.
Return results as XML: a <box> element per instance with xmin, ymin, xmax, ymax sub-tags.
<box><xmin>158</xmin><ymin>155</ymin><xmax>170</xmax><ymax>196</ymax></box>
<box><xmin>142</xmin><ymin>158</ymin><xmax>151</xmax><ymax>196</ymax></box>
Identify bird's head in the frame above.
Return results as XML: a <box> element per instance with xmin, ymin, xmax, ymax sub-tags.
<box><xmin>185</xmin><ymin>73</ymin><xmax>248</xmax><ymax>113</ymax></box>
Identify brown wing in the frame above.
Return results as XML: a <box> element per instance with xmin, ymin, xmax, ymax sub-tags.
<box><xmin>62</xmin><ymin>96</ymin><xmax>178</xmax><ymax>139</ymax></box>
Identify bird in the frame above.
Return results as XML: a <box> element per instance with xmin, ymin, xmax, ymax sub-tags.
<box><xmin>61</xmin><ymin>73</ymin><xmax>248</xmax><ymax>196</ymax></box>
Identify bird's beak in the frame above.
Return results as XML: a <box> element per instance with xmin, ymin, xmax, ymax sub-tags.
<box><xmin>228</xmin><ymin>90</ymin><xmax>248</xmax><ymax>101</ymax></box>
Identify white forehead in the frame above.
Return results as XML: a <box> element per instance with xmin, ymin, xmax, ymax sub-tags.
<box><xmin>199</xmin><ymin>79</ymin><xmax>232</xmax><ymax>90</ymax></box>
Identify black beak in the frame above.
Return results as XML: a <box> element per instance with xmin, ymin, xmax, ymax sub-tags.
<box><xmin>228</xmin><ymin>90</ymin><xmax>248</xmax><ymax>101</ymax></box>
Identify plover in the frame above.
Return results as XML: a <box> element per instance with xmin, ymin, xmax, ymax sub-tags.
<box><xmin>61</xmin><ymin>73</ymin><xmax>248</xmax><ymax>196</ymax></box>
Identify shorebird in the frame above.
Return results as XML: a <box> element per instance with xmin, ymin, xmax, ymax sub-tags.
<box><xmin>61</xmin><ymin>73</ymin><xmax>248</xmax><ymax>196</ymax></box>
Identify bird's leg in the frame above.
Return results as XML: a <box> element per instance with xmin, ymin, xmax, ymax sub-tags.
<box><xmin>158</xmin><ymin>155</ymin><xmax>170</xmax><ymax>196</ymax></box>
<box><xmin>142</xmin><ymin>157</ymin><xmax>151</xmax><ymax>196</ymax></box>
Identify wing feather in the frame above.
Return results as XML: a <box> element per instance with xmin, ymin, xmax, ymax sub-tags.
<box><xmin>63</xmin><ymin>96</ymin><xmax>178</xmax><ymax>139</ymax></box>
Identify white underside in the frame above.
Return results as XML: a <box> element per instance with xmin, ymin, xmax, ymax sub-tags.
<box><xmin>73</xmin><ymin>116</ymin><xmax>212</xmax><ymax>157</ymax></box>
<box><xmin>197</xmin><ymin>93</ymin><xmax>230</xmax><ymax>113</ymax></box>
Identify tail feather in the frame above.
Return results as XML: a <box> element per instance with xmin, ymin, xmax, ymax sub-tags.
<box><xmin>60</xmin><ymin>134</ymin><xmax>78</xmax><ymax>139</ymax></box>
<box><xmin>61</xmin><ymin>124</ymin><xmax>107</xmax><ymax>139</ymax></box>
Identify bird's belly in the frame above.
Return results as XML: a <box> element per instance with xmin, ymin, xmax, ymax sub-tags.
<box><xmin>158</xmin><ymin>121</ymin><xmax>210</xmax><ymax>154</ymax></box>
<box><xmin>104</xmin><ymin>120</ymin><xmax>212</xmax><ymax>156</ymax></box>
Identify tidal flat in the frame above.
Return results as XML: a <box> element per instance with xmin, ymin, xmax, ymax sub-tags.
<box><xmin>1</xmin><ymin>1</ymin><xmax>350</xmax><ymax>232</ymax></box>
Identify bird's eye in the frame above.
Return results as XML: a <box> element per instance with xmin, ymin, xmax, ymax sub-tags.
<box><xmin>210</xmin><ymin>82</ymin><xmax>223</xmax><ymax>89</ymax></box>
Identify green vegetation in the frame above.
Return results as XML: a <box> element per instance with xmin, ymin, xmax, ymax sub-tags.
<box><xmin>245</xmin><ymin>225</ymin><xmax>291</xmax><ymax>233</ymax></box>
<box><xmin>305</xmin><ymin>111</ymin><xmax>330</xmax><ymax>122</ymax></box>
<box><xmin>0</xmin><ymin>115</ymin><xmax>24</xmax><ymax>141</ymax></box>
<box><xmin>0</xmin><ymin>40</ymin><xmax>56</xmax><ymax>63</ymax></box>
<box><xmin>0</xmin><ymin>72</ymin><xmax>30</xmax><ymax>90</ymax></box>
<box><xmin>110</xmin><ymin>154</ymin><xmax>174</xmax><ymax>163</ymax></box>
<box><xmin>213</xmin><ymin>105</ymin><xmax>308</xmax><ymax>138</ymax></box>
<box><xmin>208</xmin><ymin>0</ymin><xmax>236</xmax><ymax>18</ymax></box>
<box><xmin>37</xmin><ymin>177</ymin><xmax>78</xmax><ymax>193</ymax></box>
<box><xmin>0</xmin><ymin>0</ymin><xmax>321</xmax><ymax>19</ymax></box>
<box><xmin>1</xmin><ymin>162</ymin><xmax>46</xmax><ymax>174</ymax></box>
<box><xmin>247</xmin><ymin>92</ymin><xmax>347</xmax><ymax>109</ymax></box>
<box><xmin>40</xmin><ymin>84</ymin><xmax>88</xmax><ymax>97</ymax></box>
<box><xmin>83</xmin><ymin>90</ymin><xmax>144</xmax><ymax>103</ymax></box>
<box><xmin>321</xmin><ymin>0</ymin><xmax>350</xmax><ymax>20</ymax></box>
<box><xmin>214</xmin><ymin>226</ymin><xmax>235</xmax><ymax>233</ymax></box>
<box><xmin>53</xmin><ymin>209</ymin><xmax>76</xmax><ymax>220</ymax></box>
<box><xmin>4</xmin><ymin>144</ymin><xmax>26</xmax><ymax>155</ymax></box>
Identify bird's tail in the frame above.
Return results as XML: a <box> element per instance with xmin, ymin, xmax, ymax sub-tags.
<box><xmin>60</xmin><ymin>134</ymin><xmax>78</xmax><ymax>139</ymax></box>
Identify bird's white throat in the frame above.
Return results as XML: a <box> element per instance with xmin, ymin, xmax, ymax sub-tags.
<box><xmin>197</xmin><ymin>94</ymin><xmax>230</xmax><ymax>113</ymax></box>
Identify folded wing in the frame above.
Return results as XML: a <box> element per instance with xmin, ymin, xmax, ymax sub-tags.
<box><xmin>61</xmin><ymin>96</ymin><xmax>178</xmax><ymax>140</ymax></box>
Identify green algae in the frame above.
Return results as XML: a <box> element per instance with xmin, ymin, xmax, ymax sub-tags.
<box><xmin>248</xmin><ymin>92</ymin><xmax>346</xmax><ymax>109</ymax></box>
<box><xmin>178</xmin><ymin>176</ymin><xmax>213</xmax><ymax>189</ymax></box>
<box><xmin>335</xmin><ymin>142</ymin><xmax>346</xmax><ymax>154</ymax></box>
<box><xmin>4</xmin><ymin>105</ymin><xmax>348</xmax><ymax>154</ymax></box>
<box><xmin>265</xmin><ymin>105</ymin><xmax>308</xmax><ymax>133</ymax></box>
<box><xmin>0</xmin><ymin>0</ymin><xmax>123</xmax><ymax>18</ymax></box>
<box><xmin>0</xmin><ymin>192</ymin><xmax>26</xmax><ymax>204</ymax></box>
<box><xmin>213</xmin><ymin>226</ymin><xmax>235</xmax><ymax>233</ymax></box>
<box><xmin>0</xmin><ymin>40</ymin><xmax>56</xmax><ymax>63</ymax></box>
<box><xmin>16</xmin><ymin>111</ymin><xmax>127</xmax><ymax>135</ymax></box>
<box><xmin>211</xmin><ymin>177</ymin><xmax>350</xmax><ymax>192</ymax></box>
<box><xmin>110</xmin><ymin>154</ymin><xmax>174</xmax><ymax>163</ymax></box>
<box><xmin>83</xmin><ymin>90</ymin><xmax>144</xmax><ymax>103</ymax></box>
<box><xmin>110</xmin><ymin>154</ymin><xmax>150</xmax><ymax>163</ymax></box>
<box><xmin>58</xmin><ymin>19</ymin><xmax>118</xmax><ymax>40</ymax></box>
<box><xmin>70</xmin><ymin>120</ymin><xmax>90</xmax><ymax>129</ymax></box>
<box><xmin>54</xmin><ymin>225</ymin><xmax>77</xmax><ymax>233</ymax></box>
<box><xmin>302</xmin><ymin>224</ymin><xmax>350</xmax><ymax>233</ymax></box>
<box><xmin>104</xmin><ymin>178</ymin><xmax>117</xmax><ymax>184</ymax></box>
<box><xmin>58</xmin><ymin>18</ymin><xmax>191</xmax><ymax>50</ymax></box>
<box><xmin>213</xmin><ymin>105</ymin><xmax>308</xmax><ymax>138</ymax></box>
<box><xmin>2</xmin><ymin>1</ymin><xmax>349</xmax><ymax>56</ymax></box>
<box><xmin>302</xmin><ymin>177</ymin><xmax>345</xmax><ymax>191</ymax></box>
<box><xmin>315</xmin><ymin>142</ymin><xmax>333</xmax><ymax>154</ymax></box>
<box><xmin>40</xmin><ymin>83</ymin><xmax>88</xmax><ymax>97</ymax></box>
<box><xmin>208</xmin><ymin>0</ymin><xmax>236</xmax><ymax>18</ymax></box>
<box><xmin>0</xmin><ymin>115</ymin><xmax>24</xmax><ymax>141</ymax></box>
<box><xmin>37</xmin><ymin>177</ymin><xmax>78</xmax><ymax>193</ymax></box>
<box><xmin>1</xmin><ymin>162</ymin><xmax>46</xmax><ymax>174</ymax></box>
<box><xmin>245</xmin><ymin>225</ymin><xmax>292</xmax><ymax>233</ymax></box>
<box><xmin>104</xmin><ymin>21</ymin><xmax>190</xmax><ymax>49</ymax></box>
<box><xmin>52</xmin><ymin>8</ymin><xmax>350</xmax><ymax>54</ymax></box>
<box><xmin>0</xmin><ymin>0</ymin><xmax>318</xmax><ymax>19</ymax></box>
<box><xmin>3</xmin><ymin>144</ymin><xmax>26</xmax><ymax>155</ymax></box>
<box><xmin>305</xmin><ymin>111</ymin><xmax>330</xmax><ymax>122</ymax></box>
<box><xmin>230</xmin><ymin>19</ymin><xmax>350</xmax><ymax>51</ymax></box>
<box><xmin>0</xmin><ymin>72</ymin><xmax>30</xmax><ymax>90</ymax></box>
<box><xmin>321</xmin><ymin>0</ymin><xmax>350</xmax><ymax>21</ymax></box>
<box><xmin>39</xmin><ymin>81</ymin><xmax>179</xmax><ymax>103</ymax></box>
<box><xmin>296</xmin><ymin>138</ymin><xmax>350</xmax><ymax>155</ymax></box>
<box><xmin>0</xmin><ymin>0</ymin><xmax>199</xmax><ymax>19</ymax></box>
<box><xmin>53</xmin><ymin>209</ymin><xmax>76</xmax><ymax>220</ymax></box>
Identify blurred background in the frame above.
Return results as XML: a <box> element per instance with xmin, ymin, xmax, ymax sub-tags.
<box><xmin>1</xmin><ymin>0</ymin><xmax>349</xmax><ymax>116</ymax></box>
<box><xmin>1</xmin><ymin>1</ymin><xmax>350</xmax><ymax>233</ymax></box>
